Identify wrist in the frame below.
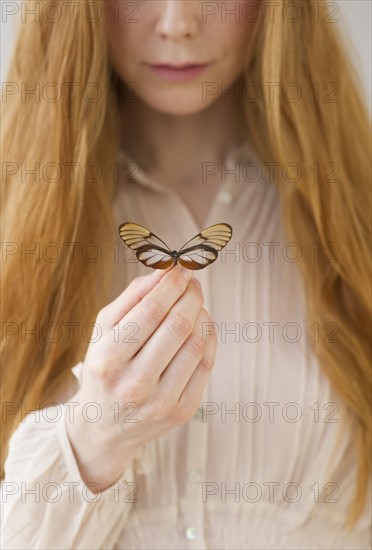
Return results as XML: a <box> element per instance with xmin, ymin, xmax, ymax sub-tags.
<box><xmin>65</xmin><ymin>397</ymin><xmax>141</xmax><ymax>490</ymax></box>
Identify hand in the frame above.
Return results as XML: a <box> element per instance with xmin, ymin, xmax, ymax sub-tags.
<box><xmin>66</xmin><ymin>264</ymin><xmax>217</xmax><ymax>489</ymax></box>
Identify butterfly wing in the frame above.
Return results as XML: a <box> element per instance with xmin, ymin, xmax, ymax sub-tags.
<box><xmin>177</xmin><ymin>223</ymin><xmax>233</xmax><ymax>270</ymax></box>
<box><xmin>135</xmin><ymin>244</ymin><xmax>175</xmax><ymax>269</ymax></box>
<box><xmin>118</xmin><ymin>222</ymin><xmax>171</xmax><ymax>251</ymax></box>
<box><xmin>118</xmin><ymin>222</ymin><xmax>174</xmax><ymax>269</ymax></box>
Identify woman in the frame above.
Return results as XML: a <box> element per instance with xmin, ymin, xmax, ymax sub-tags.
<box><xmin>1</xmin><ymin>0</ymin><xmax>371</xmax><ymax>548</ymax></box>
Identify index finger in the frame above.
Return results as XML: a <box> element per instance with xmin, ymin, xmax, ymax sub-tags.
<box><xmin>115</xmin><ymin>264</ymin><xmax>193</xmax><ymax>361</ymax></box>
<box><xmin>97</xmin><ymin>265</ymin><xmax>173</xmax><ymax>335</ymax></box>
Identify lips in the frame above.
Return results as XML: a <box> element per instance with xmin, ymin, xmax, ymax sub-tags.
<box><xmin>147</xmin><ymin>62</ymin><xmax>209</xmax><ymax>69</ymax></box>
<box><xmin>145</xmin><ymin>62</ymin><xmax>211</xmax><ymax>81</ymax></box>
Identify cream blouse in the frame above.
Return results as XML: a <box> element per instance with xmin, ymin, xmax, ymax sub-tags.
<box><xmin>1</xmin><ymin>140</ymin><xmax>371</xmax><ymax>549</ymax></box>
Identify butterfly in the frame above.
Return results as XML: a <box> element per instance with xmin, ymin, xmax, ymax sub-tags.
<box><xmin>118</xmin><ymin>221</ymin><xmax>233</xmax><ymax>270</ymax></box>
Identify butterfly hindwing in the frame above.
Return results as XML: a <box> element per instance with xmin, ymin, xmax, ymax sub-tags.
<box><xmin>177</xmin><ymin>245</ymin><xmax>218</xmax><ymax>270</ymax></box>
<box><xmin>136</xmin><ymin>245</ymin><xmax>174</xmax><ymax>269</ymax></box>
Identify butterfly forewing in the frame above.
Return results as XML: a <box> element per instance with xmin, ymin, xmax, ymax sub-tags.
<box><xmin>177</xmin><ymin>223</ymin><xmax>233</xmax><ymax>255</ymax></box>
<box><xmin>118</xmin><ymin>222</ymin><xmax>171</xmax><ymax>251</ymax></box>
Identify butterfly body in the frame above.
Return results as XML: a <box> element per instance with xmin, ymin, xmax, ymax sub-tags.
<box><xmin>119</xmin><ymin>222</ymin><xmax>233</xmax><ymax>271</ymax></box>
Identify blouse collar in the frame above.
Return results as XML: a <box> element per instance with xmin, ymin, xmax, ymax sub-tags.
<box><xmin>116</xmin><ymin>137</ymin><xmax>256</xmax><ymax>193</ymax></box>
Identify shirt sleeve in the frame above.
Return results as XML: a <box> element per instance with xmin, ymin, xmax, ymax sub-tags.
<box><xmin>1</xmin><ymin>362</ymin><xmax>152</xmax><ymax>549</ymax></box>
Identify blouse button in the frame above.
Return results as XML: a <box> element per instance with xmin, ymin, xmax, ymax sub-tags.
<box><xmin>187</xmin><ymin>469</ymin><xmax>202</xmax><ymax>483</ymax></box>
<box><xmin>217</xmin><ymin>189</ymin><xmax>233</xmax><ymax>205</ymax></box>
<box><xmin>194</xmin><ymin>407</ymin><xmax>204</xmax><ymax>420</ymax></box>
<box><xmin>185</xmin><ymin>526</ymin><xmax>198</xmax><ymax>540</ymax></box>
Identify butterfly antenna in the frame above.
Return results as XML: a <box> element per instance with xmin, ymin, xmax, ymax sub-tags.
<box><xmin>151</xmin><ymin>231</ymin><xmax>171</xmax><ymax>250</ymax></box>
<box><xmin>177</xmin><ymin>231</ymin><xmax>202</xmax><ymax>250</ymax></box>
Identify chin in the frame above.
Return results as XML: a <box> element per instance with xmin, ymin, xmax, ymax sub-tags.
<box><xmin>139</xmin><ymin>90</ymin><xmax>217</xmax><ymax>116</ymax></box>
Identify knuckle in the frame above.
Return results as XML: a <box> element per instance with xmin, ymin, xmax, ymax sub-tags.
<box><xmin>128</xmin><ymin>276</ymin><xmax>142</xmax><ymax>293</ymax></box>
<box><xmin>151</xmin><ymin>398</ymin><xmax>172</xmax><ymax>421</ymax></box>
<box><xmin>87</xmin><ymin>359</ymin><xmax>105</xmax><ymax>377</ymax></box>
<box><xmin>170</xmin><ymin>278</ymin><xmax>187</xmax><ymax>295</ymax></box>
<box><xmin>170</xmin><ymin>310</ymin><xmax>193</xmax><ymax>337</ymax></box>
<box><xmin>87</xmin><ymin>359</ymin><xmax>116</xmax><ymax>387</ymax></box>
<box><xmin>96</xmin><ymin>306</ymin><xmax>108</xmax><ymax>324</ymax></box>
<box><xmin>174</xmin><ymin>401</ymin><xmax>194</xmax><ymax>424</ymax></box>
<box><xmin>187</xmin><ymin>332</ymin><xmax>207</xmax><ymax>358</ymax></box>
<box><xmin>122</xmin><ymin>374</ymin><xmax>148</xmax><ymax>402</ymax></box>
<box><xmin>167</xmin><ymin>270</ymin><xmax>187</xmax><ymax>294</ymax></box>
<box><xmin>210</xmin><ymin>330</ymin><xmax>218</xmax><ymax>344</ymax></box>
<box><xmin>198</xmin><ymin>352</ymin><xmax>215</xmax><ymax>372</ymax></box>
<box><xmin>196</xmin><ymin>309</ymin><xmax>212</xmax><ymax>342</ymax></box>
<box><xmin>208</xmin><ymin>334</ymin><xmax>218</xmax><ymax>352</ymax></box>
<box><xmin>206</xmin><ymin>320</ymin><xmax>218</xmax><ymax>343</ymax></box>
<box><xmin>141</xmin><ymin>298</ymin><xmax>163</xmax><ymax>324</ymax></box>
<box><xmin>200</xmin><ymin>307</ymin><xmax>210</xmax><ymax>321</ymax></box>
<box><xmin>188</xmin><ymin>281</ymin><xmax>204</xmax><ymax>305</ymax></box>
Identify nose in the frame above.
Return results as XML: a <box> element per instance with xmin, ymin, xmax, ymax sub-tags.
<box><xmin>154</xmin><ymin>0</ymin><xmax>200</xmax><ymax>41</ymax></box>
